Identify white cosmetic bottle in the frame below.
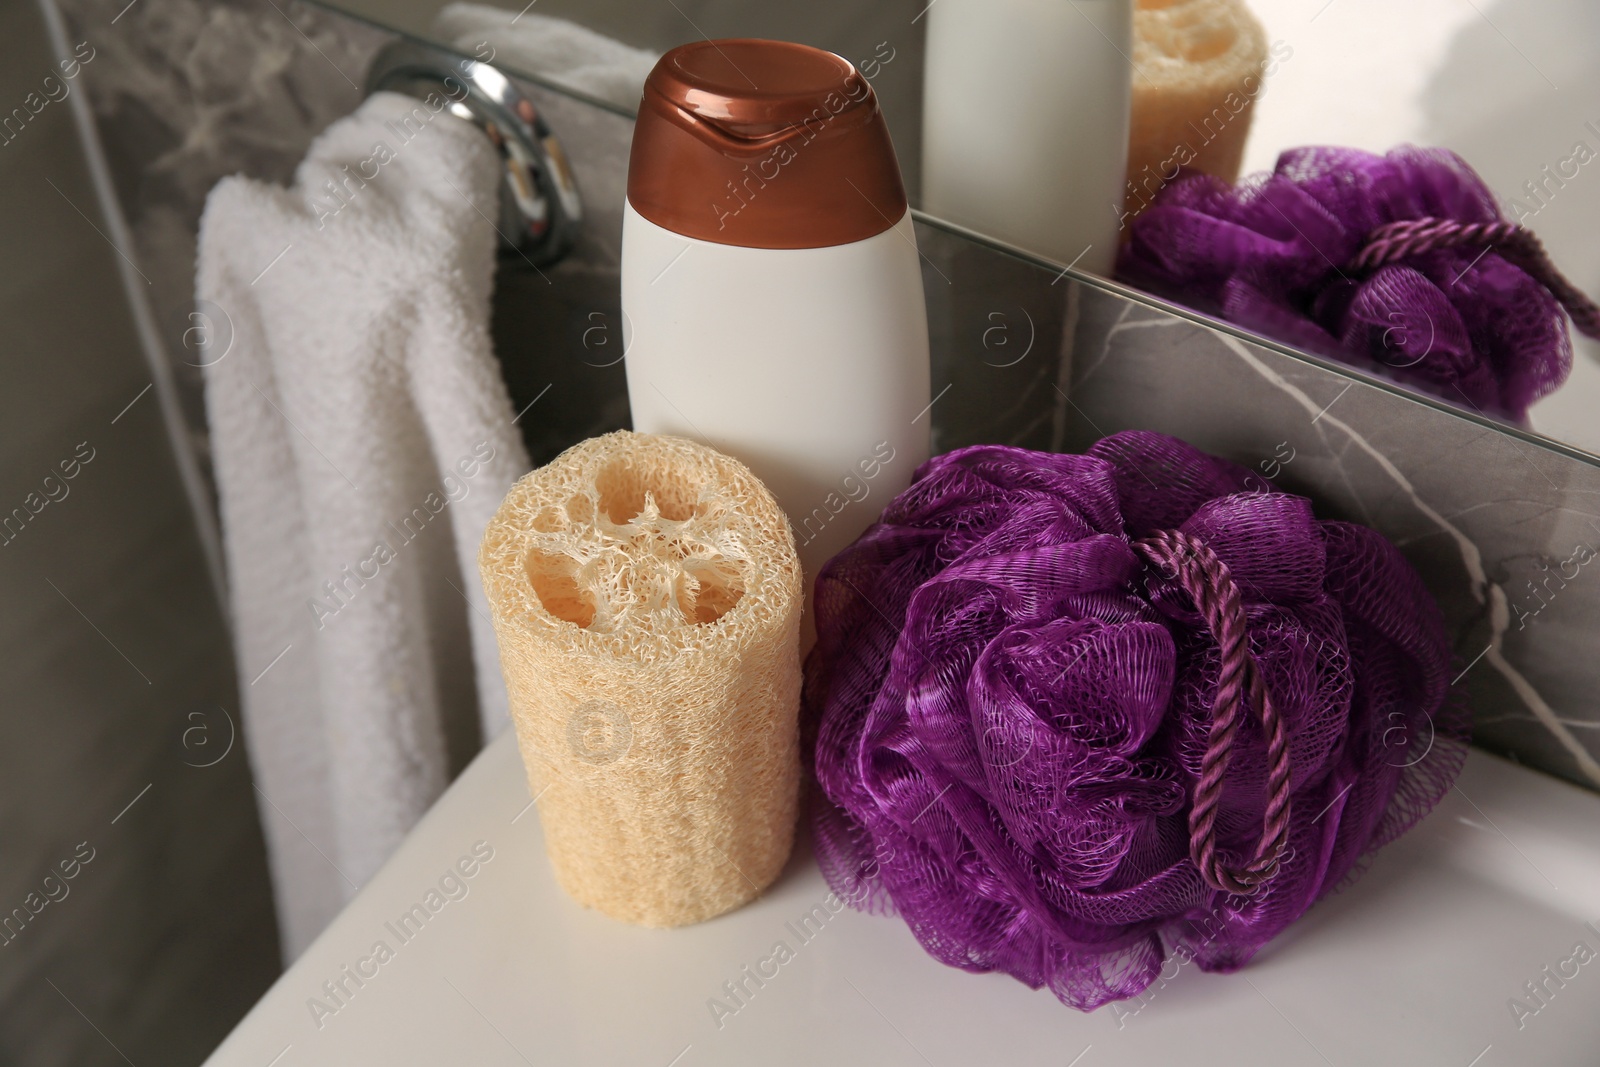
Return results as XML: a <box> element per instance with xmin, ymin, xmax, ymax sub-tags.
<box><xmin>923</xmin><ymin>0</ymin><xmax>1132</xmax><ymax>275</ymax></box>
<box><xmin>621</xmin><ymin>39</ymin><xmax>931</xmax><ymax>582</ymax></box>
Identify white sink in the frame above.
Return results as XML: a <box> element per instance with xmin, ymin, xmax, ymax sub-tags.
<box><xmin>204</xmin><ymin>734</ymin><xmax>1600</xmax><ymax>1066</ymax></box>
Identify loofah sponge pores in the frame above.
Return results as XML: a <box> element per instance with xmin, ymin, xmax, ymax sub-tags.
<box><xmin>479</xmin><ymin>431</ymin><xmax>803</xmax><ymax>927</ymax></box>
<box><xmin>1124</xmin><ymin>0</ymin><xmax>1272</xmax><ymax>222</ymax></box>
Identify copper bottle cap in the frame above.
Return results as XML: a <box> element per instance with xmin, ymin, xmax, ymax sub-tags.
<box><xmin>627</xmin><ymin>39</ymin><xmax>908</xmax><ymax>249</ymax></box>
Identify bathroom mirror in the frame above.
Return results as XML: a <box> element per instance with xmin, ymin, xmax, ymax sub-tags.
<box><xmin>307</xmin><ymin>0</ymin><xmax>1600</xmax><ymax>459</ymax></box>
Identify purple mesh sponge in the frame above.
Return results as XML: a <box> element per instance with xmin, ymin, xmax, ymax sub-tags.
<box><xmin>804</xmin><ymin>432</ymin><xmax>1467</xmax><ymax>1010</ymax></box>
<box><xmin>1116</xmin><ymin>146</ymin><xmax>1581</xmax><ymax>422</ymax></box>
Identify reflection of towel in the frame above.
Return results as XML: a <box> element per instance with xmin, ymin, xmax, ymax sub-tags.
<box><xmin>432</xmin><ymin>3</ymin><xmax>659</xmax><ymax>111</ymax></box>
<box><xmin>197</xmin><ymin>91</ymin><xmax>530</xmax><ymax>959</ymax></box>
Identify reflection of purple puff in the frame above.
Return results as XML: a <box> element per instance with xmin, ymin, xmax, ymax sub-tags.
<box><xmin>804</xmin><ymin>432</ymin><xmax>1467</xmax><ymax>1010</ymax></box>
<box><xmin>1117</xmin><ymin>146</ymin><xmax>1571</xmax><ymax>422</ymax></box>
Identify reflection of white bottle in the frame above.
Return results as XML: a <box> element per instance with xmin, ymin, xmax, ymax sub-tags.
<box><xmin>923</xmin><ymin>0</ymin><xmax>1132</xmax><ymax>275</ymax></box>
<box><xmin>622</xmin><ymin>39</ymin><xmax>931</xmax><ymax>582</ymax></box>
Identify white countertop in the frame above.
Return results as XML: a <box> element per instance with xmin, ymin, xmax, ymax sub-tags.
<box><xmin>205</xmin><ymin>734</ymin><xmax>1600</xmax><ymax>1066</ymax></box>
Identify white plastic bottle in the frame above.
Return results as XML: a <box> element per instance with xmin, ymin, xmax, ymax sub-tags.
<box><xmin>922</xmin><ymin>0</ymin><xmax>1133</xmax><ymax>275</ymax></box>
<box><xmin>622</xmin><ymin>39</ymin><xmax>931</xmax><ymax>581</ymax></box>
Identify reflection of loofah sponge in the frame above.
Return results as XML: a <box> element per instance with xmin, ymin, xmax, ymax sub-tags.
<box><xmin>1125</xmin><ymin>0</ymin><xmax>1270</xmax><ymax>221</ymax></box>
<box><xmin>479</xmin><ymin>431</ymin><xmax>803</xmax><ymax>927</ymax></box>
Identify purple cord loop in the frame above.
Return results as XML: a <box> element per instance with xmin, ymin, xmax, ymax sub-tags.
<box><xmin>1351</xmin><ymin>216</ymin><xmax>1600</xmax><ymax>340</ymax></box>
<box><xmin>1133</xmin><ymin>529</ymin><xmax>1292</xmax><ymax>895</ymax></box>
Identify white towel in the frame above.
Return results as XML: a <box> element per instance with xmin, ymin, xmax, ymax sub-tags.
<box><xmin>432</xmin><ymin>3</ymin><xmax>660</xmax><ymax>112</ymax></box>
<box><xmin>197</xmin><ymin>91</ymin><xmax>530</xmax><ymax>959</ymax></box>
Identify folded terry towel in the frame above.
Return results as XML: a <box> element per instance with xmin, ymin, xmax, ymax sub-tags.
<box><xmin>432</xmin><ymin>3</ymin><xmax>660</xmax><ymax>111</ymax></box>
<box><xmin>198</xmin><ymin>91</ymin><xmax>530</xmax><ymax>958</ymax></box>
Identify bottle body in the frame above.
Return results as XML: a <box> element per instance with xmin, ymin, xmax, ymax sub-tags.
<box><xmin>622</xmin><ymin>199</ymin><xmax>931</xmax><ymax>578</ymax></box>
<box><xmin>922</xmin><ymin>0</ymin><xmax>1132</xmax><ymax>275</ymax></box>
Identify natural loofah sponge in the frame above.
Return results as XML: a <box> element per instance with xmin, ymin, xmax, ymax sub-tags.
<box><xmin>1124</xmin><ymin>0</ymin><xmax>1271</xmax><ymax>221</ymax></box>
<box><xmin>479</xmin><ymin>431</ymin><xmax>803</xmax><ymax>927</ymax></box>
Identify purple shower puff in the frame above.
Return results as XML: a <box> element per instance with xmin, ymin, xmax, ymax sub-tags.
<box><xmin>1116</xmin><ymin>145</ymin><xmax>1571</xmax><ymax>422</ymax></box>
<box><xmin>804</xmin><ymin>432</ymin><xmax>1468</xmax><ymax>1011</ymax></box>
